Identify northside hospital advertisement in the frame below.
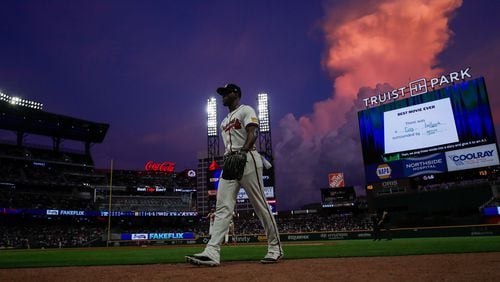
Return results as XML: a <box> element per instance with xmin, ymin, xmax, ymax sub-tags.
<box><xmin>359</xmin><ymin>77</ymin><xmax>500</xmax><ymax>183</ymax></box>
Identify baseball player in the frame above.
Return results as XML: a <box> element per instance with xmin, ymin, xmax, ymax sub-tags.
<box><xmin>378</xmin><ymin>210</ymin><xmax>392</xmax><ymax>240</ymax></box>
<box><xmin>224</xmin><ymin>217</ymin><xmax>235</xmax><ymax>245</ymax></box>
<box><xmin>186</xmin><ymin>83</ymin><xmax>283</xmax><ymax>266</ymax></box>
<box><xmin>205</xmin><ymin>208</ymin><xmax>216</xmax><ymax>237</ymax></box>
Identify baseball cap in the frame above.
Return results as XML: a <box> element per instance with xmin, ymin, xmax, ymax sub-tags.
<box><xmin>216</xmin><ymin>83</ymin><xmax>241</xmax><ymax>97</ymax></box>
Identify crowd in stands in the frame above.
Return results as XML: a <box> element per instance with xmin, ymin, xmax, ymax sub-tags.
<box><xmin>97</xmin><ymin>196</ymin><xmax>194</xmax><ymax>212</ymax></box>
<box><xmin>110</xmin><ymin>217</ymin><xmax>203</xmax><ymax>235</ymax></box>
<box><xmin>0</xmin><ymin>216</ymin><xmax>104</xmax><ymax>249</ymax></box>
<box><xmin>107</xmin><ymin>170</ymin><xmax>196</xmax><ymax>191</ymax></box>
<box><xmin>0</xmin><ymin>186</ymin><xmax>195</xmax><ymax>212</ymax></box>
<box><xmin>0</xmin><ymin>142</ymin><xmax>93</xmax><ymax>166</ymax></box>
<box><xmin>1</xmin><ymin>161</ymin><xmax>107</xmax><ymax>188</ymax></box>
<box><xmin>0</xmin><ymin>212</ymin><xmax>375</xmax><ymax>249</ymax></box>
<box><xmin>0</xmin><ymin>186</ymin><xmax>95</xmax><ymax>210</ymax></box>
<box><xmin>104</xmin><ymin>214</ymin><xmax>373</xmax><ymax>237</ymax></box>
<box><xmin>276</xmin><ymin>213</ymin><xmax>372</xmax><ymax>233</ymax></box>
<box><xmin>0</xmin><ymin>161</ymin><xmax>24</xmax><ymax>182</ymax></box>
<box><xmin>194</xmin><ymin>212</ymin><xmax>373</xmax><ymax>236</ymax></box>
<box><xmin>1</xmin><ymin>143</ymin><xmax>497</xmax><ymax>249</ymax></box>
<box><xmin>0</xmin><ymin>143</ymin><xmax>197</xmax><ymax>213</ymax></box>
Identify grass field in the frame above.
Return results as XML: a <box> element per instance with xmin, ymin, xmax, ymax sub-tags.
<box><xmin>1</xmin><ymin>236</ymin><xmax>500</xmax><ymax>269</ymax></box>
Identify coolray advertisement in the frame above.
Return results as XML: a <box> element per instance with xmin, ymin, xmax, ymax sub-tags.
<box><xmin>403</xmin><ymin>153</ymin><xmax>447</xmax><ymax>177</ymax></box>
<box><xmin>359</xmin><ymin>77</ymin><xmax>497</xmax><ymax>181</ymax></box>
<box><xmin>445</xmin><ymin>143</ymin><xmax>500</xmax><ymax>172</ymax></box>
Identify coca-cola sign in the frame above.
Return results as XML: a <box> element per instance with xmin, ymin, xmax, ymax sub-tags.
<box><xmin>144</xmin><ymin>161</ymin><xmax>175</xmax><ymax>173</ymax></box>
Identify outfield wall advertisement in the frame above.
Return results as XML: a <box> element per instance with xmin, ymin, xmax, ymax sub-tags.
<box><xmin>112</xmin><ymin>224</ymin><xmax>500</xmax><ymax>245</ymax></box>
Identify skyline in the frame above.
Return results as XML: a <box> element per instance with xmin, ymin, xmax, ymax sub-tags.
<box><xmin>0</xmin><ymin>0</ymin><xmax>499</xmax><ymax>210</ymax></box>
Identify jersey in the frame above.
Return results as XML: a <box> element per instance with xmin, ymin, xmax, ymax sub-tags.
<box><xmin>220</xmin><ymin>104</ymin><xmax>259</xmax><ymax>154</ymax></box>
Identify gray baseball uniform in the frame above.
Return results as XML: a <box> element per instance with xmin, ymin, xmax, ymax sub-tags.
<box><xmin>197</xmin><ymin>104</ymin><xmax>282</xmax><ymax>263</ymax></box>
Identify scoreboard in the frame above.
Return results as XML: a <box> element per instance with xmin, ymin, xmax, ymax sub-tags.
<box><xmin>321</xmin><ymin>186</ymin><xmax>356</xmax><ymax>208</ymax></box>
<box><xmin>358</xmin><ymin>77</ymin><xmax>499</xmax><ymax>184</ymax></box>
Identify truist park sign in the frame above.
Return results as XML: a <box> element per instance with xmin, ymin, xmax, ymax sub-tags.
<box><xmin>144</xmin><ymin>161</ymin><xmax>175</xmax><ymax>173</ymax></box>
<box><xmin>363</xmin><ymin>67</ymin><xmax>472</xmax><ymax>108</ymax></box>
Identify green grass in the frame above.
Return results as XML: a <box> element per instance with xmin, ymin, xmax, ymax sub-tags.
<box><xmin>1</xmin><ymin>236</ymin><xmax>500</xmax><ymax>269</ymax></box>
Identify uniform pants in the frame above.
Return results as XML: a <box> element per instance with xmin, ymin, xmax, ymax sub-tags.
<box><xmin>202</xmin><ymin>151</ymin><xmax>282</xmax><ymax>263</ymax></box>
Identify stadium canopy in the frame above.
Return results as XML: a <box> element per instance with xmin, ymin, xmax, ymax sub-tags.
<box><xmin>0</xmin><ymin>101</ymin><xmax>109</xmax><ymax>143</ymax></box>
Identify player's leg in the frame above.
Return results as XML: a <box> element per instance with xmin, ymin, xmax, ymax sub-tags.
<box><xmin>186</xmin><ymin>178</ymin><xmax>239</xmax><ymax>265</ymax></box>
<box><xmin>240</xmin><ymin>151</ymin><xmax>283</xmax><ymax>263</ymax></box>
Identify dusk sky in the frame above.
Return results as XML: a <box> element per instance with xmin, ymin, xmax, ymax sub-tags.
<box><xmin>1</xmin><ymin>0</ymin><xmax>499</xmax><ymax>210</ymax></box>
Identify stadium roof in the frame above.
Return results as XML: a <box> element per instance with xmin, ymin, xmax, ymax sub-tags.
<box><xmin>0</xmin><ymin>101</ymin><xmax>109</xmax><ymax>143</ymax></box>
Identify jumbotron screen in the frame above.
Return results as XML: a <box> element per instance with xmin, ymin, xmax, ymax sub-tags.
<box><xmin>321</xmin><ymin>186</ymin><xmax>355</xmax><ymax>208</ymax></box>
<box><xmin>358</xmin><ymin>77</ymin><xmax>499</xmax><ymax>183</ymax></box>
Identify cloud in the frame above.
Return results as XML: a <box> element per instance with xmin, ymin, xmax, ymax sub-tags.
<box><xmin>275</xmin><ymin>0</ymin><xmax>463</xmax><ymax>210</ymax></box>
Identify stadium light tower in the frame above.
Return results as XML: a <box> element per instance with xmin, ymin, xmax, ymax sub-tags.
<box><xmin>0</xmin><ymin>91</ymin><xmax>43</xmax><ymax>110</ymax></box>
<box><xmin>207</xmin><ymin>97</ymin><xmax>219</xmax><ymax>159</ymax></box>
<box><xmin>257</xmin><ymin>93</ymin><xmax>272</xmax><ymax>157</ymax></box>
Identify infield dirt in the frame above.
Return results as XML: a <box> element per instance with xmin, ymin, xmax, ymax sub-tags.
<box><xmin>1</xmin><ymin>252</ymin><xmax>498</xmax><ymax>282</ymax></box>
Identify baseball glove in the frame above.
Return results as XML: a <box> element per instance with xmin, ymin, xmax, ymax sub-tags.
<box><xmin>221</xmin><ymin>152</ymin><xmax>247</xmax><ymax>180</ymax></box>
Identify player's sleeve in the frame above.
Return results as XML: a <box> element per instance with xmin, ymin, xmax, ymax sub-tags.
<box><xmin>220</xmin><ymin>117</ymin><xmax>225</xmax><ymax>131</ymax></box>
<box><xmin>242</xmin><ymin>106</ymin><xmax>259</xmax><ymax>128</ymax></box>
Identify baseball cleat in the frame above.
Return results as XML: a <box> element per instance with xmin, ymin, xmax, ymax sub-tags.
<box><xmin>185</xmin><ymin>255</ymin><xmax>220</xmax><ymax>267</ymax></box>
<box><xmin>260</xmin><ymin>254</ymin><xmax>283</xmax><ymax>264</ymax></box>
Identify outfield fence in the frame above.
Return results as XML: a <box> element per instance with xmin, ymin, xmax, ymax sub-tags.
<box><xmin>108</xmin><ymin>223</ymin><xmax>500</xmax><ymax>246</ymax></box>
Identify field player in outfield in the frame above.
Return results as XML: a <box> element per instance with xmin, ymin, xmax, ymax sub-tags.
<box><xmin>186</xmin><ymin>83</ymin><xmax>283</xmax><ymax>266</ymax></box>
<box><xmin>224</xmin><ymin>214</ymin><xmax>236</xmax><ymax>245</ymax></box>
<box><xmin>205</xmin><ymin>208</ymin><xmax>216</xmax><ymax>237</ymax></box>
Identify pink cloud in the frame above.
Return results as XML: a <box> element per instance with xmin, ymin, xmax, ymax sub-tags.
<box><xmin>275</xmin><ymin>0</ymin><xmax>463</xmax><ymax>210</ymax></box>
<box><xmin>299</xmin><ymin>0</ymin><xmax>463</xmax><ymax>138</ymax></box>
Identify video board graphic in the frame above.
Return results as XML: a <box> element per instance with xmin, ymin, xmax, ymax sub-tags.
<box><xmin>358</xmin><ymin>77</ymin><xmax>498</xmax><ymax>182</ymax></box>
<box><xmin>321</xmin><ymin>186</ymin><xmax>356</xmax><ymax>208</ymax></box>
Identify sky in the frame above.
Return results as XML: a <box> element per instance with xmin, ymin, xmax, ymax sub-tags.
<box><xmin>0</xmin><ymin>0</ymin><xmax>499</xmax><ymax>210</ymax></box>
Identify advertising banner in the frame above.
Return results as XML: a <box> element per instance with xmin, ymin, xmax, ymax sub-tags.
<box><xmin>403</xmin><ymin>153</ymin><xmax>447</xmax><ymax>177</ymax></box>
<box><xmin>445</xmin><ymin>143</ymin><xmax>500</xmax><ymax>171</ymax></box>
<box><xmin>372</xmin><ymin>178</ymin><xmax>412</xmax><ymax>194</ymax></box>
<box><xmin>365</xmin><ymin>161</ymin><xmax>404</xmax><ymax>183</ymax></box>
<box><xmin>328</xmin><ymin>173</ymin><xmax>345</xmax><ymax>188</ymax></box>
<box><xmin>122</xmin><ymin>232</ymin><xmax>195</xmax><ymax>241</ymax></box>
<box><xmin>237</xmin><ymin>186</ymin><xmax>274</xmax><ymax>200</ymax></box>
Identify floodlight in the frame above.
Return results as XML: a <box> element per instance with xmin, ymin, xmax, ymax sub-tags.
<box><xmin>257</xmin><ymin>93</ymin><xmax>270</xmax><ymax>132</ymax></box>
<box><xmin>207</xmin><ymin>97</ymin><xmax>217</xmax><ymax>136</ymax></box>
<box><xmin>0</xmin><ymin>92</ymin><xmax>43</xmax><ymax>110</ymax></box>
